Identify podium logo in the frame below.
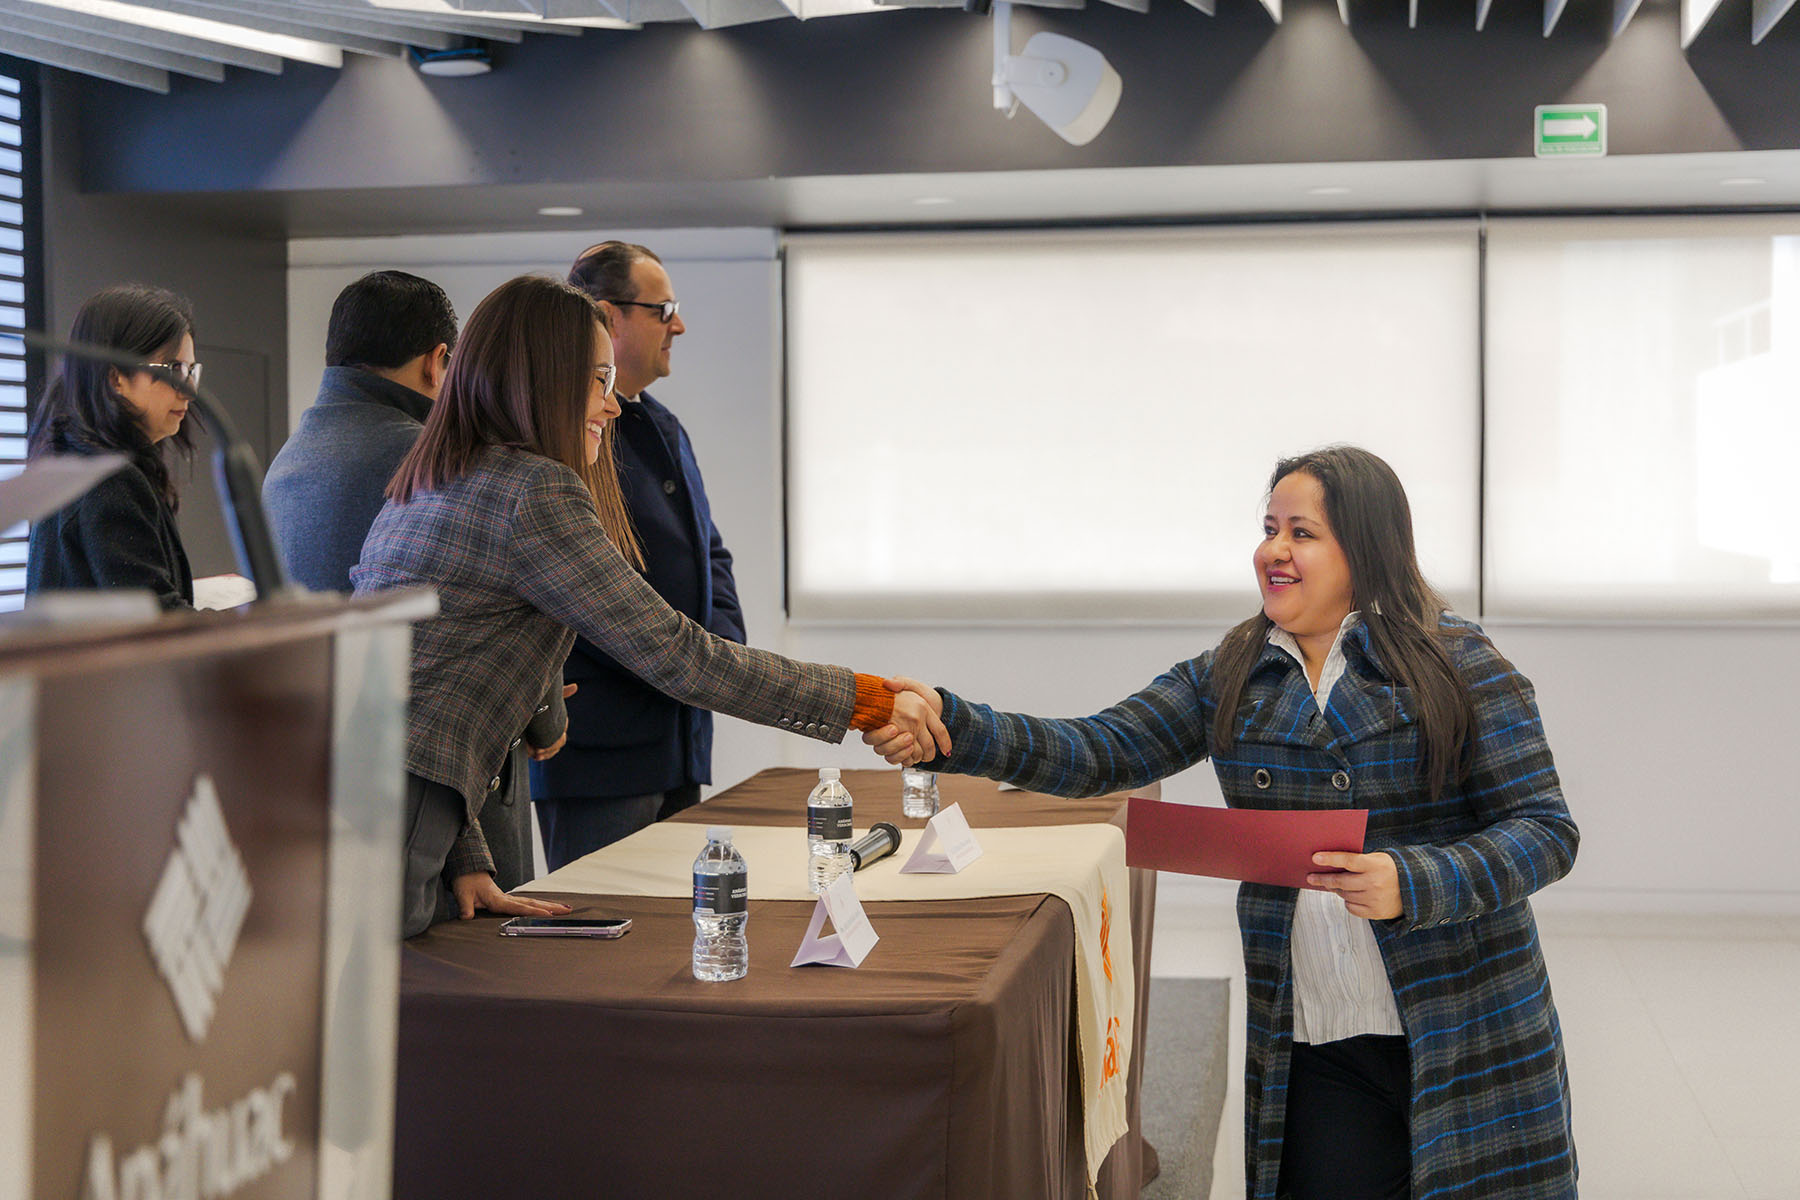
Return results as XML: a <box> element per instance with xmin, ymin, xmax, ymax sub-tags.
<box><xmin>81</xmin><ymin>1072</ymin><xmax>295</xmax><ymax>1200</ymax></box>
<box><xmin>142</xmin><ymin>775</ymin><xmax>253</xmax><ymax>1043</ymax></box>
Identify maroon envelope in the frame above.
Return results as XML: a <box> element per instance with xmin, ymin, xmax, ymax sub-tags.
<box><xmin>1125</xmin><ymin>796</ymin><xmax>1368</xmax><ymax>889</ymax></box>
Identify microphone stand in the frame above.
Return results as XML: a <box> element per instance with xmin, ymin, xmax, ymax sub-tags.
<box><xmin>22</xmin><ymin>329</ymin><xmax>290</xmax><ymax>601</ymax></box>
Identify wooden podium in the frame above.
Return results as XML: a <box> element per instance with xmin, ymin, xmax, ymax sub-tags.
<box><xmin>0</xmin><ymin>591</ymin><xmax>432</xmax><ymax>1200</ymax></box>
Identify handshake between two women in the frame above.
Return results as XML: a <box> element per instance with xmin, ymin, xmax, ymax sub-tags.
<box><xmin>866</xmin><ymin>676</ymin><xmax>947</xmax><ymax>767</ymax></box>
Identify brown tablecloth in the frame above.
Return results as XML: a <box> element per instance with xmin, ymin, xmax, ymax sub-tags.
<box><xmin>395</xmin><ymin>768</ymin><xmax>1156</xmax><ymax>1200</ymax></box>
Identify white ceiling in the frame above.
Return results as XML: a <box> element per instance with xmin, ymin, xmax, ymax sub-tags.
<box><xmin>762</xmin><ymin>150</ymin><xmax>1800</xmax><ymax>224</ymax></box>
<box><xmin>118</xmin><ymin>148</ymin><xmax>1800</xmax><ymax>240</ymax></box>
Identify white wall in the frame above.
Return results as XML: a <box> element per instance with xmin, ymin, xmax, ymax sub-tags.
<box><xmin>288</xmin><ymin>228</ymin><xmax>1800</xmax><ymax>915</ymax></box>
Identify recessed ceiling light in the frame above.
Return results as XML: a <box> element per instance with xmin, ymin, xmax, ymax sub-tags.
<box><xmin>538</xmin><ymin>206</ymin><xmax>584</xmax><ymax>217</ymax></box>
<box><xmin>911</xmin><ymin>196</ymin><xmax>955</xmax><ymax>206</ymax></box>
<box><xmin>412</xmin><ymin>46</ymin><xmax>491</xmax><ymax>77</ymax></box>
<box><xmin>1718</xmin><ymin>177</ymin><xmax>1767</xmax><ymax>188</ymax></box>
<box><xmin>1307</xmin><ymin>185</ymin><xmax>1352</xmax><ymax>197</ymax></box>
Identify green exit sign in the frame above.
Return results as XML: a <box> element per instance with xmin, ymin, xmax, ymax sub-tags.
<box><xmin>1535</xmin><ymin>105</ymin><xmax>1607</xmax><ymax>158</ymax></box>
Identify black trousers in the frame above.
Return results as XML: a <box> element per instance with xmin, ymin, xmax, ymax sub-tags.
<box><xmin>1278</xmin><ymin>1034</ymin><xmax>1411</xmax><ymax>1200</ymax></box>
<box><xmin>535</xmin><ymin>782</ymin><xmax>701</xmax><ymax>873</ymax></box>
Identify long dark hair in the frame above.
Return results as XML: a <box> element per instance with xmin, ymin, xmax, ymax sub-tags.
<box><xmin>26</xmin><ymin>284</ymin><xmax>196</xmax><ymax>509</ymax></box>
<box><xmin>386</xmin><ymin>274</ymin><xmax>642</xmax><ymax>566</ymax></box>
<box><xmin>1210</xmin><ymin>445</ymin><xmax>1475</xmax><ymax>799</ymax></box>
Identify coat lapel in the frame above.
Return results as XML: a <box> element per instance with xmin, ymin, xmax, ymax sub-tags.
<box><xmin>1235</xmin><ymin>645</ymin><xmax>1335</xmax><ymax>753</ymax></box>
<box><xmin>1317</xmin><ymin>626</ymin><xmax>1413</xmax><ymax>748</ymax></box>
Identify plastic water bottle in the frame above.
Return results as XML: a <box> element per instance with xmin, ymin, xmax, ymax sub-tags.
<box><xmin>806</xmin><ymin>767</ymin><xmax>854</xmax><ymax>894</ymax></box>
<box><xmin>692</xmin><ymin>826</ymin><xmax>748</xmax><ymax>982</ymax></box>
<box><xmin>900</xmin><ymin>767</ymin><xmax>940</xmax><ymax>819</ymax></box>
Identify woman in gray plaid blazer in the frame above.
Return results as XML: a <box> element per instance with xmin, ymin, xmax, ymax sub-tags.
<box><xmin>880</xmin><ymin>447</ymin><xmax>1577</xmax><ymax>1200</ymax></box>
<box><xmin>353</xmin><ymin>275</ymin><xmax>946</xmax><ymax>937</ymax></box>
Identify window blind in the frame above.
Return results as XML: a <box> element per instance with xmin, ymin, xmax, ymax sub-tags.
<box><xmin>0</xmin><ymin>65</ymin><xmax>35</xmax><ymax>613</ymax></box>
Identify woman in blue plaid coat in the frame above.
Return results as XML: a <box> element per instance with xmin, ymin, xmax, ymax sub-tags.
<box><xmin>878</xmin><ymin>446</ymin><xmax>1577</xmax><ymax>1200</ymax></box>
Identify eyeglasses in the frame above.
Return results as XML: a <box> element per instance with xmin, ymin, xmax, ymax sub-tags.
<box><xmin>612</xmin><ymin>298</ymin><xmax>680</xmax><ymax>324</ymax></box>
<box><xmin>593</xmin><ymin>363</ymin><xmax>616</xmax><ymax>395</ymax></box>
<box><xmin>145</xmin><ymin>361</ymin><xmax>203</xmax><ymax>387</ymax></box>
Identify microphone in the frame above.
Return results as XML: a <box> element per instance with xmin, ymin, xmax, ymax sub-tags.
<box><xmin>848</xmin><ymin>822</ymin><xmax>902</xmax><ymax>871</ymax></box>
<box><xmin>21</xmin><ymin>329</ymin><xmax>290</xmax><ymax>601</ymax></box>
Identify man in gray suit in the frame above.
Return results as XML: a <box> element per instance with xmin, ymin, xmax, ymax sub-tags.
<box><xmin>263</xmin><ymin>270</ymin><xmax>565</xmax><ymax>893</ymax></box>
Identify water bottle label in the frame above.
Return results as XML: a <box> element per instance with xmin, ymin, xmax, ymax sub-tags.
<box><xmin>807</xmin><ymin>804</ymin><xmax>853</xmax><ymax>841</ymax></box>
<box><xmin>693</xmin><ymin>870</ymin><xmax>748</xmax><ymax>915</ymax></box>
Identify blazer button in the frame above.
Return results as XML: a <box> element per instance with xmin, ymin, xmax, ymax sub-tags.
<box><xmin>778</xmin><ymin>716</ymin><xmax>791</xmax><ymax>727</ymax></box>
<box><xmin>805</xmin><ymin>722</ymin><xmax>818</xmax><ymax>734</ymax></box>
<box><xmin>489</xmin><ymin>776</ymin><xmax>502</xmax><ymax>792</ymax></box>
<box><xmin>1332</xmin><ymin>770</ymin><xmax>1351</xmax><ymax>791</ymax></box>
<box><xmin>509</xmin><ymin>737</ymin><xmax>522</xmax><ymax>749</ymax></box>
<box><xmin>1253</xmin><ymin>768</ymin><xmax>1272</xmax><ymax>789</ymax></box>
<box><xmin>662</xmin><ymin>479</ymin><xmax>678</xmax><ymax>495</ymax></box>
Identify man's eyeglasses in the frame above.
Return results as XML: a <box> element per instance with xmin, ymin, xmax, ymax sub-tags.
<box><xmin>612</xmin><ymin>298</ymin><xmax>680</xmax><ymax>324</ymax></box>
<box><xmin>593</xmin><ymin>364</ymin><xmax>617</xmax><ymax>395</ymax></box>
<box><xmin>145</xmin><ymin>361</ymin><xmax>203</xmax><ymax>388</ymax></box>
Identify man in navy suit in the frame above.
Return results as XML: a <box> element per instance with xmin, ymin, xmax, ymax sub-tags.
<box><xmin>531</xmin><ymin>242</ymin><xmax>748</xmax><ymax>871</ymax></box>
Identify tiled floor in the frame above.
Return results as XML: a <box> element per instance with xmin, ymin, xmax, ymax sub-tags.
<box><xmin>1149</xmin><ymin>881</ymin><xmax>1800</xmax><ymax>1200</ymax></box>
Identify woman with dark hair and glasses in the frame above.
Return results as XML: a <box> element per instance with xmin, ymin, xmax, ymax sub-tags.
<box><xmin>353</xmin><ymin>274</ymin><xmax>948</xmax><ymax>937</ymax></box>
<box><xmin>26</xmin><ymin>284</ymin><xmax>203</xmax><ymax>611</ymax></box>
<box><xmin>872</xmin><ymin>446</ymin><xmax>1578</xmax><ymax>1200</ymax></box>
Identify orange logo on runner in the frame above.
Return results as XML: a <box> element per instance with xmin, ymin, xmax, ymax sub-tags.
<box><xmin>1102</xmin><ymin>1016</ymin><xmax>1121</xmax><ymax>1085</ymax></box>
<box><xmin>1099</xmin><ymin>886</ymin><xmax>1114</xmax><ymax>983</ymax></box>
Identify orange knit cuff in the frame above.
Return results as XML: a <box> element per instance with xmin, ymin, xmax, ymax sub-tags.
<box><xmin>848</xmin><ymin>673</ymin><xmax>896</xmax><ymax>732</ymax></box>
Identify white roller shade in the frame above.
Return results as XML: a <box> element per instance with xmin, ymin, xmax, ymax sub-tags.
<box><xmin>785</xmin><ymin>223</ymin><xmax>1481</xmax><ymax>621</ymax></box>
<box><xmin>1486</xmin><ymin>215</ymin><xmax>1800</xmax><ymax>619</ymax></box>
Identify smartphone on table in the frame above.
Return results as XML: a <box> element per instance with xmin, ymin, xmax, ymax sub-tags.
<box><xmin>499</xmin><ymin>916</ymin><xmax>632</xmax><ymax>938</ymax></box>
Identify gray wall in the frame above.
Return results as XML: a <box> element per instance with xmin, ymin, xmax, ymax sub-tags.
<box><xmin>40</xmin><ymin>71</ymin><xmax>288</xmax><ymax>576</ymax></box>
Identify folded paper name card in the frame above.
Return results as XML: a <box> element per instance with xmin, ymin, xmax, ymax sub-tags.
<box><xmin>1125</xmin><ymin>796</ymin><xmax>1368</xmax><ymax>890</ymax></box>
<box><xmin>791</xmin><ymin>873</ymin><xmax>879</xmax><ymax>968</ymax></box>
<box><xmin>900</xmin><ymin>803</ymin><xmax>984</xmax><ymax>873</ymax></box>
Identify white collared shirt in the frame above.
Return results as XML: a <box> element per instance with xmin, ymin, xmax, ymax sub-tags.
<box><xmin>1267</xmin><ymin>613</ymin><xmax>1406</xmax><ymax>1044</ymax></box>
